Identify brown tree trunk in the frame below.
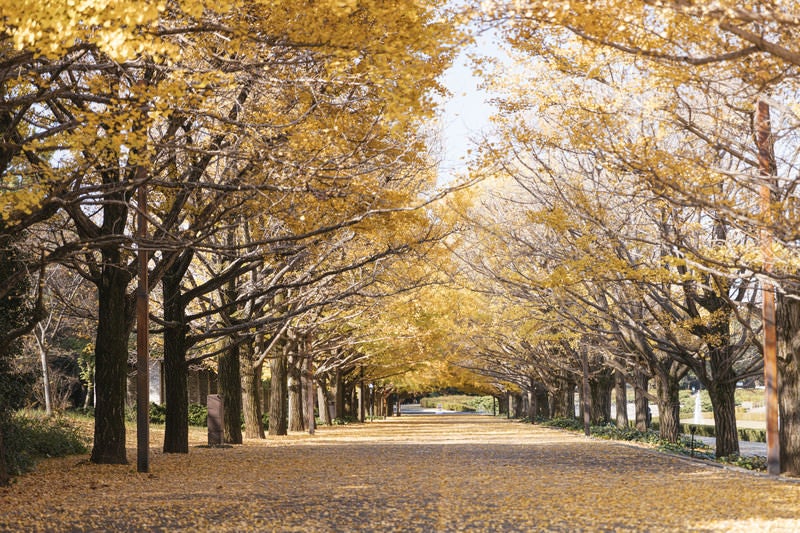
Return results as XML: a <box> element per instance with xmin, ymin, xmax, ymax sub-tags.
<box><xmin>162</xmin><ymin>256</ymin><xmax>189</xmax><ymax>454</ymax></box>
<box><xmin>615</xmin><ymin>368</ymin><xmax>628</xmax><ymax>429</ymax></box>
<box><xmin>241</xmin><ymin>340</ymin><xmax>265</xmax><ymax>439</ymax></box>
<box><xmin>218</xmin><ymin>338</ymin><xmax>242</xmax><ymax>444</ymax></box>
<box><xmin>633</xmin><ymin>369</ymin><xmax>649</xmax><ymax>432</ymax></box>
<box><xmin>317</xmin><ymin>377</ymin><xmax>332</xmax><ymax>425</ymax></box>
<box><xmin>535</xmin><ymin>385</ymin><xmax>549</xmax><ymax>418</ymax></box>
<box><xmin>590</xmin><ymin>367</ymin><xmax>613</xmax><ymax>425</ymax></box>
<box><xmin>777</xmin><ymin>292</ymin><xmax>800</xmax><ymax>475</ymax></box>
<box><xmin>334</xmin><ymin>368</ymin><xmax>344</xmax><ymax>419</ymax></box>
<box><xmin>90</xmin><ymin>257</ymin><xmax>131</xmax><ymax>465</ymax></box>
<box><xmin>0</xmin><ymin>421</ymin><xmax>8</xmax><ymax>486</ymax></box>
<box><xmin>305</xmin><ymin>356</ymin><xmax>315</xmax><ymax>435</ymax></box>
<box><xmin>268</xmin><ymin>350</ymin><xmax>288</xmax><ymax>436</ymax></box>
<box><xmin>549</xmin><ymin>377</ymin><xmax>574</xmax><ymax>419</ymax></box>
<box><xmin>707</xmin><ymin>376</ymin><xmax>739</xmax><ymax>457</ymax></box>
<box><xmin>288</xmin><ymin>354</ymin><xmax>304</xmax><ymax>432</ymax></box>
<box><xmin>655</xmin><ymin>371</ymin><xmax>681</xmax><ymax>443</ymax></box>
<box><xmin>527</xmin><ymin>377</ymin><xmax>539</xmax><ymax>422</ymax></box>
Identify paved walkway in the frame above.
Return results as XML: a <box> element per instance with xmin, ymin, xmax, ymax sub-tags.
<box><xmin>2</xmin><ymin>414</ymin><xmax>799</xmax><ymax>531</ymax></box>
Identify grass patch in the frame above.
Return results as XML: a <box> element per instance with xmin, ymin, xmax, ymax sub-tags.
<box><xmin>540</xmin><ymin>418</ymin><xmax>768</xmax><ymax>471</ymax></box>
<box><xmin>420</xmin><ymin>395</ymin><xmax>495</xmax><ymax>413</ymax></box>
<box><xmin>3</xmin><ymin>411</ymin><xmax>89</xmax><ymax>480</ymax></box>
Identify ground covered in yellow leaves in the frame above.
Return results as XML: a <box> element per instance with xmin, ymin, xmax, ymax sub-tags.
<box><xmin>2</xmin><ymin>414</ymin><xmax>800</xmax><ymax>531</ymax></box>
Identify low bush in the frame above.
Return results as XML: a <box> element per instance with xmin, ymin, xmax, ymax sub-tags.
<box><xmin>679</xmin><ymin>423</ymin><xmax>766</xmax><ymax>443</ymax></box>
<box><xmin>2</xmin><ymin>412</ymin><xmax>88</xmax><ymax>478</ymax></box>
<box><xmin>717</xmin><ymin>453</ymin><xmax>768</xmax><ymax>471</ymax></box>
<box><xmin>188</xmin><ymin>404</ymin><xmax>208</xmax><ymax>427</ymax></box>
<box><xmin>331</xmin><ymin>415</ymin><xmax>358</xmax><ymax>425</ymax></box>
<box><xmin>542</xmin><ymin>417</ymin><xmax>763</xmax><ymax>471</ymax></box>
<box><xmin>149</xmin><ymin>403</ymin><xmax>166</xmax><ymax>424</ymax></box>
<box><xmin>420</xmin><ymin>395</ymin><xmax>495</xmax><ymax>413</ymax></box>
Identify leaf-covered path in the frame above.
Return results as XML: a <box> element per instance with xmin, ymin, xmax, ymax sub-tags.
<box><xmin>2</xmin><ymin>414</ymin><xmax>800</xmax><ymax>532</ymax></box>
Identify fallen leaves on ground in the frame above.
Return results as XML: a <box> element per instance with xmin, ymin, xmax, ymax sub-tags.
<box><xmin>2</xmin><ymin>415</ymin><xmax>799</xmax><ymax>532</ymax></box>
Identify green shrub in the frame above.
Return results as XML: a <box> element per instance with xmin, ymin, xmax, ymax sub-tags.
<box><xmin>717</xmin><ymin>453</ymin><xmax>768</xmax><ymax>471</ymax></box>
<box><xmin>332</xmin><ymin>415</ymin><xmax>358</xmax><ymax>425</ymax></box>
<box><xmin>542</xmin><ymin>417</ymin><xmax>584</xmax><ymax>431</ymax></box>
<box><xmin>149</xmin><ymin>403</ymin><xmax>166</xmax><ymax>424</ymax></box>
<box><xmin>419</xmin><ymin>395</ymin><xmax>495</xmax><ymax>413</ymax></box>
<box><xmin>3</xmin><ymin>412</ymin><xmax>88</xmax><ymax>478</ymax></box>
<box><xmin>188</xmin><ymin>403</ymin><xmax>208</xmax><ymax>427</ymax></box>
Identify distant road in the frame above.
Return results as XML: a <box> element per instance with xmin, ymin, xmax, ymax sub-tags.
<box><xmin>398</xmin><ymin>403</ymin><xmax>486</xmax><ymax>416</ymax></box>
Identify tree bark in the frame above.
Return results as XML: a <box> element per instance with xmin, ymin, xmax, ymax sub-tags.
<box><xmin>305</xmin><ymin>356</ymin><xmax>315</xmax><ymax>435</ymax></box>
<box><xmin>334</xmin><ymin>368</ymin><xmax>345</xmax><ymax>419</ymax></box>
<box><xmin>288</xmin><ymin>354</ymin><xmax>305</xmax><ymax>431</ymax></box>
<box><xmin>317</xmin><ymin>377</ymin><xmax>332</xmax><ymax>425</ymax></box>
<box><xmin>268</xmin><ymin>350</ymin><xmax>288</xmax><ymax>436</ymax></box>
<box><xmin>241</xmin><ymin>339</ymin><xmax>265</xmax><ymax>439</ymax></box>
<box><xmin>590</xmin><ymin>367</ymin><xmax>613</xmax><ymax>425</ymax></box>
<box><xmin>527</xmin><ymin>378</ymin><xmax>539</xmax><ymax>422</ymax></box>
<box><xmin>549</xmin><ymin>377</ymin><xmax>574</xmax><ymax>419</ymax></box>
<box><xmin>35</xmin><ymin>336</ymin><xmax>53</xmax><ymax>416</ymax></box>
<box><xmin>707</xmin><ymin>375</ymin><xmax>739</xmax><ymax>457</ymax></box>
<box><xmin>655</xmin><ymin>371</ymin><xmax>681</xmax><ymax>443</ymax></box>
<box><xmin>633</xmin><ymin>369</ymin><xmax>649</xmax><ymax>432</ymax></box>
<box><xmin>218</xmin><ymin>338</ymin><xmax>242</xmax><ymax>444</ymax></box>
<box><xmin>777</xmin><ymin>292</ymin><xmax>800</xmax><ymax>475</ymax></box>
<box><xmin>0</xmin><ymin>422</ymin><xmax>7</xmax><ymax>486</ymax></box>
<box><xmin>162</xmin><ymin>258</ymin><xmax>189</xmax><ymax>454</ymax></box>
<box><xmin>615</xmin><ymin>368</ymin><xmax>628</xmax><ymax>428</ymax></box>
<box><xmin>90</xmin><ymin>257</ymin><xmax>131</xmax><ymax>465</ymax></box>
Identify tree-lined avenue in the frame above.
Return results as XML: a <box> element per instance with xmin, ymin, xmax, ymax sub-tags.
<box><xmin>2</xmin><ymin>414</ymin><xmax>799</xmax><ymax>532</ymax></box>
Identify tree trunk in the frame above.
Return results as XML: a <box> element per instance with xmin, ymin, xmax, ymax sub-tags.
<box><xmin>359</xmin><ymin>370</ymin><xmax>366</xmax><ymax>422</ymax></box>
<box><xmin>0</xmin><ymin>421</ymin><xmax>7</xmax><ymax>486</ymax></box>
<box><xmin>633</xmin><ymin>369</ymin><xmax>649</xmax><ymax>431</ymax></box>
<box><xmin>288</xmin><ymin>354</ymin><xmax>304</xmax><ymax>431</ymax></box>
<box><xmin>317</xmin><ymin>377</ymin><xmax>332</xmax><ymax>425</ymax></box>
<box><xmin>305</xmin><ymin>356</ymin><xmax>315</xmax><ymax>435</ymax></box>
<box><xmin>268</xmin><ymin>348</ymin><xmax>288</xmax><ymax>436</ymax></box>
<box><xmin>549</xmin><ymin>377</ymin><xmax>574</xmax><ymax>419</ymax></box>
<box><xmin>707</xmin><ymin>377</ymin><xmax>739</xmax><ymax>457</ymax></box>
<box><xmin>218</xmin><ymin>338</ymin><xmax>242</xmax><ymax>444</ymax></box>
<box><xmin>90</xmin><ymin>259</ymin><xmax>131</xmax><ymax>465</ymax></box>
<box><xmin>527</xmin><ymin>378</ymin><xmax>537</xmax><ymax>422</ymax></box>
<box><xmin>36</xmin><ymin>336</ymin><xmax>52</xmax><ymax>416</ymax></box>
<box><xmin>655</xmin><ymin>371</ymin><xmax>681</xmax><ymax>443</ymax></box>
<box><xmin>241</xmin><ymin>339</ymin><xmax>265</xmax><ymax>439</ymax></box>
<box><xmin>615</xmin><ymin>368</ymin><xmax>628</xmax><ymax>429</ymax></box>
<box><xmin>590</xmin><ymin>368</ymin><xmax>613</xmax><ymax>425</ymax></box>
<box><xmin>780</xmin><ymin>355</ymin><xmax>800</xmax><ymax>475</ymax></box>
<box><xmin>162</xmin><ymin>261</ymin><xmax>189</xmax><ymax>454</ymax></box>
<box><xmin>777</xmin><ymin>292</ymin><xmax>800</xmax><ymax>475</ymax></box>
<box><xmin>334</xmin><ymin>369</ymin><xmax>344</xmax><ymax>419</ymax></box>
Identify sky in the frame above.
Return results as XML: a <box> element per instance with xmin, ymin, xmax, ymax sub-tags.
<box><xmin>436</xmin><ymin>38</ymin><xmax>498</xmax><ymax>183</ymax></box>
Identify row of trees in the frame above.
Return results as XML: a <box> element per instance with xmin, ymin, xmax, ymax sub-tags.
<box><xmin>6</xmin><ymin>0</ymin><xmax>800</xmax><ymax>483</ymax></box>
<box><xmin>439</xmin><ymin>0</ymin><xmax>800</xmax><ymax>476</ymax></box>
<box><xmin>0</xmin><ymin>0</ymin><xmax>470</xmax><ymax>479</ymax></box>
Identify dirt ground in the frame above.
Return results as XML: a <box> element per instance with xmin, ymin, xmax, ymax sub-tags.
<box><xmin>2</xmin><ymin>414</ymin><xmax>800</xmax><ymax>532</ymax></box>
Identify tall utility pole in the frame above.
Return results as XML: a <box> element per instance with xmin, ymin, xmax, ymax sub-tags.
<box><xmin>756</xmin><ymin>99</ymin><xmax>780</xmax><ymax>476</ymax></box>
<box><xmin>136</xmin><ymin>169</ymin><xmax>150</xmax><ymax>474</ymax></box>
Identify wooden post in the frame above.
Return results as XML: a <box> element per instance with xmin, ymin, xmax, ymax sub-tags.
<box><xmin>136</xmin><ymin>170</ymin><xmax>150</xmax><ymax>473</ymax></box>
<box><xmin>756</xmin><ymin>99</ymin><xmax>780</xmax><ymax>476</ymax></box>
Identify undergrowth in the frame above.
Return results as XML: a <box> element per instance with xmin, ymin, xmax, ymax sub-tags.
<box><xmin>3</xmin><ymin>411</ymin><xmax>88</xmax><ymax>480</ymax></box>
<box><xmin>540</xmin><ymin>418</ymin><xmax>766</xmax><ymax>472</ymax></box>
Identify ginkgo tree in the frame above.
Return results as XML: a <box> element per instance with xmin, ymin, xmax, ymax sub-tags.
<box><xmin>469</xmin><ymin>0</ymin><xmax>800</xmax><ymax>471</ymax></box>
<box><xmin>2</xmin><ymin>0</ymin><xmax>463</xmax><ymax>465</ymax></box>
